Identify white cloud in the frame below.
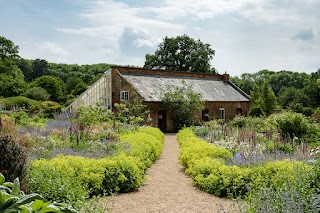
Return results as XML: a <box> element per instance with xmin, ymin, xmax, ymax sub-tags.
<box><xmin>41</xmin><ymin>42</ymin><xmax>70</xmax><ymax>56</ymax></box>
<box><xmin>53</xmin><ymin>0</ymin><xmax>320</xmax><ymax>75</ymax></box>
<box><xmin>134</xmin><ymin>38</ymin><xmax>158</xmax><ymax>48</ymax></box>
<box><xmin>33</xmin><ymin>42</ymin><xmax>71</xmax><ymax>63</ymax></box>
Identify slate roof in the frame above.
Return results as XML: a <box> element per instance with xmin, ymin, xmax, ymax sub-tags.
<box><xmin>120</xmin><ymin>73</ymin><xmax>250</xmax><ymax>102</ymax></box>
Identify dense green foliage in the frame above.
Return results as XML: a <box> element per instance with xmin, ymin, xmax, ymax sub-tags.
<box><xmin>0</xmin><ymin>173</ymin><xmax>77</xmax><ymax>213</ymax></box>
<box><xmin>26</xmin><ymin>127</ymin><xmax>164</xmax><ymax>207</ymax></box>
<box><xmin>23</xmin><ymin>87</ymin><xmax>51</xmax><ymax>101</ymax></box>
<box><xmin>269</xmin><ymin>112</ymin><xmax>310</xmax><ymax>138</ymax></box>
<box><xmin>160</xmin><ymin>81</ymin><xmax>204</xmax><ymax>130</ymax></box>
<box><xmin>144</xmin><ymin>34</ymin><xmax>216</xmax><ymax>74</ymax></box>
<box><xmin>248</xmin><ymin>106</ymin><xmax>265</xmax><ymax>117</ymax></box>
<box><xmin>0</xmin><ymin>35</ymin><xmax>115</xmax><ymax>106</ymax></box>
<box><xmin>250</xmin><ymin>79</ymin><xmax>277</xmax><ymax>116</ymax></box>
<box><xmin>30</xmin><ymin>76</ymin><xmax>63</xmax><ymax>102</ymax></box>
<box><xmin>0</xmin><ymin>36</ymin><xmax>26</xmax><ymax>97</ymax></box>
<box><xmin>232</xmin><ymin>69</ymin><xmax>320</xmax><ymax>116</ymax></box>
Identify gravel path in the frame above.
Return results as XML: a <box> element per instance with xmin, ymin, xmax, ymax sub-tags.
<box><xmin>104</xmin><ymin>134</ymin><xmax>236</xmax><ymax>213</ymax></box>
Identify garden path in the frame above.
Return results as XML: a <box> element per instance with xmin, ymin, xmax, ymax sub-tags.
<box><xmin>103</xmin><ymin>134</ymin><xmax>235</xmax><ymax>213</ymax></box>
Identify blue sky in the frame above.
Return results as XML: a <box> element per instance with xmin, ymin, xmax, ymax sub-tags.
<box><xmin>1</xmin><ymin>0</ymin><xmax>320</xmax><ymax>76</ymax></box>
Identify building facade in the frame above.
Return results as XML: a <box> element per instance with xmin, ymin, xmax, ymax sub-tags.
<box><xmin>66</xmin><ymin>66</ymin><xmax>251</xmax><ymax>132</ymax></box>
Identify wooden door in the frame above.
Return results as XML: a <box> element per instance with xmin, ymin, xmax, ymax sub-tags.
<box><xmin>158</xmin><ymin>110</ymin><xmax>167</xmax><ymax>132</ymax></box>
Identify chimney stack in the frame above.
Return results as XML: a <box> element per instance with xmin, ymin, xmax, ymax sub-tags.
<box><xmin>223</xmin><ymin>71</ymin><xmax>229</xmax><ymax>82</ymax></box>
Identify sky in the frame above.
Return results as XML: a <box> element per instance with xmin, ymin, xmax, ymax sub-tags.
<box><xmin>1</xmin><ymin>0</ymin><xmax>320</xmax><ymax>77</ymax></box>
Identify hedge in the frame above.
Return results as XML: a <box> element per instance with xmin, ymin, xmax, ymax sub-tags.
<box><xmin>178</xmin><ymin>128</ymin><xmax>313</xmax><ymax>198</ymax></box>
<box><xmin>26</xmin><ymin>127</ymin><xmax>164</xmax><ymax>207</ymax></box>
<box><xmin>0</xmin><ymin>96</ymin><xmax>43</xmax><ymax>112</ymax></box>
<box><xmin>120</xmin><ymin>126</ymin><xmax>164</xmax><ymax>169</ymax></box>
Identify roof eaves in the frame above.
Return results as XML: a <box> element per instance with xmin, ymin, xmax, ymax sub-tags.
<box><xmin>228</xmin><ymin>81</ymin><xmax>251</xmax><ymax>101</ymax></box>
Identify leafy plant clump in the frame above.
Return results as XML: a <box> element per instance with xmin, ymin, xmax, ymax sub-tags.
<box><xmin>248</xmin><ymin>106</ymin><xmax>265</xmax><ymax>117</ymax></box>
<box><xmin>0</xmin><ymin>173</ymin><xmax>77</xmax><ymax>213</ymax></box>
<box><xmin>23</xmin><ymin>86</ymin><xmax>51</xmax><ymax>101</ymax></box>
<box><xmin>268</xmin><ymin>111</ymin><xmax>310</xmax><ymax>138</ymax></box>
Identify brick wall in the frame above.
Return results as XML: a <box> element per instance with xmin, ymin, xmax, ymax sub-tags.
<box><xmin>111</xmin><ymin>69</ymin><xmax>143</xmax><ymax>112</ymax></box>
<box><xmin>203</xmin><ymin>101</ymin><xmax>251</xmax><ymax>120</ymax></box>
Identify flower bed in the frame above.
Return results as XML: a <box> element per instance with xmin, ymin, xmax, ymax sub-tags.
<box><xmin>26</xmin><ymin>127</ymin><xmax>164</xmax><ymax>208</ymax></box>
<box><xmin>178</xmin><ymin>128</ymin><xmax>316</xmax><ymax>198</ymax></box>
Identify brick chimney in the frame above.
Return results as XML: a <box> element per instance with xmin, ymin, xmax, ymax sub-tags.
<box><xmin>223</xmin><ymin>71</ymin><xmax>229</xmax><ymax>82</ymax></box>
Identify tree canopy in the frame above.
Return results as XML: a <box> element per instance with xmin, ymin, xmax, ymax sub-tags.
<box><xmin>0</xmin><ymin>36</ymin><xmax>19</xmax><ymax>60</ymax></box>
<box><xmin>144</xmin><ymin>34</ymin><xmax>215</xmax><ymax>74</ymax></box>
<box><xmin>30</xmin><ymin>76</ymin><xmax>63</xmax><ymax>102</ymax></box>
<box><xmin>233</xmin><ymin>69</ymin><xmax>319</xmax><ymax>116</ymax></box>
<box><xmin>0</xmin><ymin>36</ymin><xmax>26</xmax><ymax>97</ymax></box>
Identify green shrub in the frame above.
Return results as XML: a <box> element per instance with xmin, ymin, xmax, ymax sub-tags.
<box><xmin>0</xmin><ymin>96</ymin><xmax>43</xmax><ymax>112</ymax></box>
<box><xmin>178</xmin><ymin>129</ymin><xmax>232</xmax><ymax>168</ymax></box>
<box><xmin>23</xmin><ymin>86</ymin><xmax>50</xmax><ymax>101</ymax></box>
<box><xmin>42</xmin><ymin>101</ymin><xmax>62</xmax><ymax>117</ymax></box>
<box><xmin>26</xmin><ymin>157</ymin><xmax>88</xmax><ymax>208</ymax></box>
<box><xmin>190</xmin><ymin>125</ymin><xmax>210</xmax><ymax>138</ymax></box>
<box><xmin>268</xmin><ymin>111</ymin><xmax>310</xmax><ymax>138</ymax></box>
<box><xmin>138</xmin><ymin>126</ymin><xmax>165</xmax><ymax>142</ymax></box>
<box><xmin>27</xmin><ymin>153</ymin><xmax>145</xmax><ymax>203</ymax></box>
<box><xmin>192</xmin><ymin>158</ymin><xmax>251</xmax><ymax>197</ymax></box>
<box><xmin>0</xmin><ymin>173</ymin><xmax>77</xmax><ymax>213</ymax></box>
<box><xmin>230</xmin><ymin>115</ymin><xmax>247</xmax><ymax>128</ymax></box>
<box><xmin>0</xmin><ymin>134</ymin><xmax>26</xmax><ymax>182</ymax></box>
<box><xmin>249</xmin><ymin>106</ymin><xmax>265</xmax><ymax>117</ymax></box>
<box><xmin>120</xmin><ymin>128</ymin><xmax>164</xmax><ymax>168</ymax></box>
<box><xmin>9</xmin><ymin>111</ymin><xmax>30</xmax><ymax>125</ymax></box>
<box><xmin>100</xmin><ymin>154</ymin><xmax>145</xmax><ymax>194</ymax></box>
<box><xmin>77</xmin><ymin>106</ymin><xmax>110</xmax><ymax>127</ymax></box>
<box><xmin>0</xmin><ymin>114</ymin><xmax>15</xmax><ymax>132</ymax></box>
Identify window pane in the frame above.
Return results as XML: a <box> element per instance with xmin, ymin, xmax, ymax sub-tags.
<box><xmin>120</xmin><ymin>91</ymin><xmax>129</xmax><ymax>101</ymax></box>
<box><xmin>219</xmin><ymin>108</ymin><xmax>225</xmax><ymax>120</ymax></box>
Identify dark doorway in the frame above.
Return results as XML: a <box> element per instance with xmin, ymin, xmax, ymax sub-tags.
<box><xmin>202</xmin><ymin>109</ymin><xmax>209</xmax><ymax>121</ymax></box>
<box><xmin>236</xmin><ymin>108</ymin><xmax>242</xmax><ymax>115</ymax></box>
<box><xmin>158</xmin><ymin>110</ymin><xmax>167</xmax><ymax>132</ymax></box>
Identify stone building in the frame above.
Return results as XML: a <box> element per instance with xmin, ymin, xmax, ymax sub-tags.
<box><xmin>66</xmin><ymin>66</ymin><xmax>251</xmax><ymax>132</ymax></box>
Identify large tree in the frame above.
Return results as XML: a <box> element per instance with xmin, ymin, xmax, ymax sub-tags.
<box><xmin>144</xmin><ymin>35</ymin><xmax>215</xmax><ymax>74</ymax></box>
<box><xmin>32</xmin><ymin>59</ymin><xmax>49</xmax><ymax>80</ymax></box>
<box><xmin>0</xmin><ymin>36</ymin><xmax>26</xmax><ymax>97</ymax></box>
<box><xmin>250</xmin><ymin>79</ymin><xmax>277</xmax><ymax>116</ymax></box>
<box><xmin>0</xmin><ymin>36</ymin><xmax>19</xmax><ymax>60</ymax></box>
<box><xmin>30</xmin><ymin>75</ymin><xmax>63</xmax><ymax>101</ymax></box>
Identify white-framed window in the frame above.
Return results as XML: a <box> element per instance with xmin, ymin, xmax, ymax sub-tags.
<box><xmin>219</xmin><ymin>108</ymin><xmax>225</xmax><ymax>120</ymax></box>
<box><xmin>120</xmin><ymin>91</ymin><xmax>129</xmax><ymax>101</ymax></box>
